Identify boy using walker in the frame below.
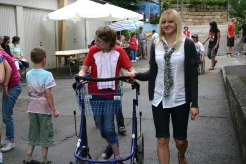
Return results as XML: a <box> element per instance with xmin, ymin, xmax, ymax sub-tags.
<box><xmin>23</xmin><ymin>47</ymin><xmax>59</xmax><ymax>164</ymax></box>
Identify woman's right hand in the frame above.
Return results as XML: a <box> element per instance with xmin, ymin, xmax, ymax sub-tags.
<box><xmin>124</xmin><ymin>72</ymin><xmax>136</xmax><ymax>84</ymax></box>
<box><xmin>124</xmin><ymin>72</ymin><xmax>136</xmax><ymax>78</ymax></box>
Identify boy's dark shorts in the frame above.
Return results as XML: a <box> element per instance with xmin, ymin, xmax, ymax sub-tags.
<box><xmin>28</xmin><ymin>113</ymin><xmax>55</xmax><ymax>147</ymax></box>
<box><xmin>152</xmin><ymin>102</ymin><xmax>190</xmax><ymax>140</ymax></box>
<box><xmin>241</xmin><ymin>36</ymin><xmax>246</xmax><ymax>44</ymax></box>
<box><xmin>227</xmin><ymin>37</ymin><xmax>235</xmax><ymax>47</ymax></box>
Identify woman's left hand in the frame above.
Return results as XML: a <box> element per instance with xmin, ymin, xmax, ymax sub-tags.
<box><xmin>190</xmin><ymin>107</ymin><xmax>199</xmax><ymax>120</ymax></box>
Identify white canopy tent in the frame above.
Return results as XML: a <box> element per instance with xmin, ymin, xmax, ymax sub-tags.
<box><xmin>43</xmin><ymin>0</ymin><xmax>143</xmax><ymax>48</ymax></box>
<box><xmin>43</xmin><ymin>0</ymin><xmax>143</xmax><ymax>22</ymax></box>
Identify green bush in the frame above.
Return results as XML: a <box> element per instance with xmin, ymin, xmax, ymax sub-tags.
<box><xmin>235</xmin><ymin>22</ymin><xmax>242</xmax><ymax>35</ymax></box>
<box><xmin>150</xmin><ymin>14</ymin><xmax>160</xmax><ymax>24</ymax></box>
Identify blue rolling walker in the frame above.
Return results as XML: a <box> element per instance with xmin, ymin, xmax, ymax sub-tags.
<box><xmin>73</xmin><ymin>75</ymin><xmax>144</xmax><ymax>164</ymax></box>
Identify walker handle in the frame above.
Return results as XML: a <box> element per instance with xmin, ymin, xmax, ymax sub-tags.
<box><xmin>75</xmin><ymin>74</ymin><xmax>125</xmax><ymax>82</ymax></box>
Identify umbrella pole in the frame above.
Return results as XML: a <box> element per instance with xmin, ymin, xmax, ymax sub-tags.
<box><xmin>84</xmin><ymin>18</ymin><xmax>87</xmax><ymax>49</ymax></box>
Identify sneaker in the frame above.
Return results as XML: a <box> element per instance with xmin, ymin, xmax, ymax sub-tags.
<box><xmin>118</xmin><ymin>127</ymin><xmax>126</xmax><ymax>135</ymax></box>
<box><xmin>1</xmin><ymin>137</ymin><xmax>8</xmax><ymax>147</ymax></box>
<box><xmin>131</xmin><ymin>60</ymin><xmax>133</xmax><ymax>63</ymax></box>
<box><xmin>134</xmin><ymin>60</ymin><xmax>137</xmax><ymax>62</ymax></box>
<box><xmin>0</xmin><ymin>141</ymin><xmax>15</xmax><ymax>152</ymax></box>
<box><xmin>237</xmin><ymin>52</ymin><xmax>241</xmax><ymax>56</ymax></box>
<box><xmin>22</xmin><ymin>160</ymin><xmax>40</xmax><ymax>164</ymax></box>
<box><xmin>101</xmin><ymin>146</ymin><xmax>113</xmax><ymax>159</ymax></box>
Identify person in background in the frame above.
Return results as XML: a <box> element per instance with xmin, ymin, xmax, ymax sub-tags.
<box><xmin>202</xmin><ymin>21</ymin><xmax>220</xmax><ymax>71</ymax></box>
<box><xmin>191</xmin><ymin>33</ymin><xmax>205</xmax><ymax>74</ymax></box>
<box><xmin>91</xmin><ymin>39</ymin><xmax>95</xmax><ymax>45</ymax></box>
<box><xmin>1</xmin><ymin>36</ymin><xmax>11</xmax><ymax>57</ymax></box>
<box><xmin>137</xmin><ymin>27</ymin><xmax>147</xmax><ymax>60</ymax></box>
<box><xmin>129</xmin><ymin>32</ymin><xmax>138</xmax><ymax>62</ymax></box>
<box><xmin>23</xmin><ymin>47</ymin><xmax>59</xmax><ymax>164</ymax></box>
<box><xmin>0</xmin><ymin>38</ymin><xmax>22</xmax><ymax>153</ymax></box>
<box><xmin>152</xmin><ymin>30</ymin><xmax>158</xmax><ymax>42</ymax></box>
<box><xmin>237</xmin><ymin>18</ymin><xmax>246</xmax><ymax>56</ymax></box>
<box><xmin>117</xmin><ymin>35</ymin><xmax>123</xmax><ymax>47</ymax></box>
<box><xmin>183</xmin><ymin>26</ymin><xmax>191</xmax><ymax>38</ymax></box>
<box><xmin>1</xmin><ymin>36</ymin><xmax>20</xmax><ymax>76</ymax></box>
<box><xmin>9</xmin><ymin>36</ymin><xmax>29</xmax><ymax>75</ymax></box>
<box><xmin>0</xmin><ymin>52</ymin><xmax>12</xmax><ymax>164</ymax></box>
<box><xmin>226</xmin><ymin>18</ymin><xmax>237</xmax><ymax>57</ymax></box>
<box><xmin>191</xmin><ymin>33</ymin><xmax>205</xmax><ymax>62</ymax></box>
<box><xmin>78</xmin><ymin>25</ymin><xmax>135</xmax><ymax>163</ymax></box>
<box><xmin>125</xmin><ymin>9</ymin><xmax>199</xmax><ymax>164</ymax></box>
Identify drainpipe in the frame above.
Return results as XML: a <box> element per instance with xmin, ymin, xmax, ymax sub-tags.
<box><xmin>227</xmin><ymin>0</ymin><xmax>230</xmax><ymax>22</ymax></box>
<box><xmin>181</xmin><ymin>0</ymin><xmax>184</xmax><ymax>22</ymax></box>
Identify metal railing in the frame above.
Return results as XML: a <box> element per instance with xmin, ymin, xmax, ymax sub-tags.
<box><xmin>199</xmin><ymin>35</ymin><xmax>246</xmax><ymax>55</ymax></box>
<box><xmin>146</xmin><ymin>35</ymin><xmax>246</xmax><ymax>56</ymax></box>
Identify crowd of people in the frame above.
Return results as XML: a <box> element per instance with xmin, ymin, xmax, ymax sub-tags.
<box><xmin>0</xmin><ymin>35</ymin><xmax>58</xmax><ymax>164</ymax></box>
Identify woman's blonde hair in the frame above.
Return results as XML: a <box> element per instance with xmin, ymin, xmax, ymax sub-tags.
<box><xmin>155</xmin><ymin>9</ymin><xmax>184</xmax><ymax>50</ymax></box>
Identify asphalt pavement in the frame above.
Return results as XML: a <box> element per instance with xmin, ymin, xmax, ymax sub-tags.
<box><xmin>0</xmin><ymin>52</ymin><xmax>245</xmax><ymax>164</ymax></box>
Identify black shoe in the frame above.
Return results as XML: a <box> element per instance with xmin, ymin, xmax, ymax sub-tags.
<box><xmin>101</xmin><ymin>146</ymin><xmax>113</xmax><ymax>159</ymax></box>
<box><xmin>22</xmin><ymin>160</ymin><xmax>40</xmax><ymax>164</ymax></box>
<box><xmin>118</xmin><ymin>127</ymin><xmax>126</xmax><ymax>135</ymax></box>
<box><xmin>40</xmin><ymin>161</ymin><xmax>52</xmax><ymax>164</ymax></box>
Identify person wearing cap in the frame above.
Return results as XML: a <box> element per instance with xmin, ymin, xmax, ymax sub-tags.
<box><xmin>237</xmin><ymin>18</ymin><xmax>246</xmax><ymax>56</ymax></box>
<box><xmin>152</xmin><ymin>30</ymin><xmax>158</xmax><ymax>42</ymax></box>
<box><xmin>191</xmin><ymin>33</ymin><xmax>205</xmax><ymax>62</ymax></box>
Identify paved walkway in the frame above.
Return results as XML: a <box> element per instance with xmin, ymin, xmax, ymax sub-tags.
<box><xmin>0</xmin><ymin>54</ymin><xmax>245</xmax><ymax>164</ymax></box>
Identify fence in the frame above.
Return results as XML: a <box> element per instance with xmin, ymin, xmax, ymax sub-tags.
<box><xmin>196</xmin><ymin>35</ymin><xmax>246</xmax><ymax>55</ymax></box>
<box><xmin>146</xmin><ymin>35</ymin><xmax>246</xmax><ymax>56</ymax></box>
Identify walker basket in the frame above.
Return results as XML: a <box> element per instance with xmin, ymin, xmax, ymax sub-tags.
<box><xmin>75</xmin><ymin>81</ymin><xmax>123</xmax><ymax>116</ymax></box>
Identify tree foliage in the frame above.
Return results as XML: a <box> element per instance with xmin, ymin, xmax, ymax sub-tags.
<box><xmin>228</xmin><ymin>0</ymin><xmax>246</xmax><ymax>20</ymax></box>
<box><xmin>103</xmin><ymin>0</ymin><xmax>140</xmax><ymax>11</ymax></box>
<box><xmin>228</xmin><ymin>0</ymin><xmax>246</xmax><ymax>34</ymax></box>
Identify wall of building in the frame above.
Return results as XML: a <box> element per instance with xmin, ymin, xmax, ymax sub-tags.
<box><xmin>0</xmin><ymin>0</ymin><xmax>107</xmax><ymax>69</ymax></box>
<box><xmin>137</xmin><ymin>1</ymin><xmax>160</xmax><ymax>22</ymax></box>
<box><xmin>0</xmin><ymin>0</ymin><xmax>58</xmax><ymax>10</ymax></box>
<box><xmin>169</xmin><ymin>4</ymin><xmax>228</xmax><ymax>25</ymax></box>
<box><xmin>0</xmin><ymin>0</ymin><xmax>57</xmax><ymax>69</ymax></box>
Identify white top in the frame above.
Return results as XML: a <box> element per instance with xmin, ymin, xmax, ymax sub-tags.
<box><xmin>194</xmin><ymin>41</ymin><xmax>205</xmax><ymax>54</ymax></box>
<box><xmin>94</xmin><ymin>50</ymin><xmax>119</xmax><ymax>90</ymax></box>
<box><xmin>152</xmin><ymin>32</ymin><xmax>158</xmax><ymax>41</ymax></box>
<box><xmin>152</xmin><ymin>37</ymin><xmax>186</xmax><ymax>108</ymax></box>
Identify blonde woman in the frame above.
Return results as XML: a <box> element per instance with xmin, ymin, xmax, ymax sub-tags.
<box><xmin>125</xmin><ymin>9</ymin><xmax>199</xmax><ymax>164</ymax></box>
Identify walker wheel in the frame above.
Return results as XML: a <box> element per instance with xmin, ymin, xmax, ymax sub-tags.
<box><xmin>137</xmin><ymin>133</ymin><xmax>144</xmax><ymax>164</ymax></box>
